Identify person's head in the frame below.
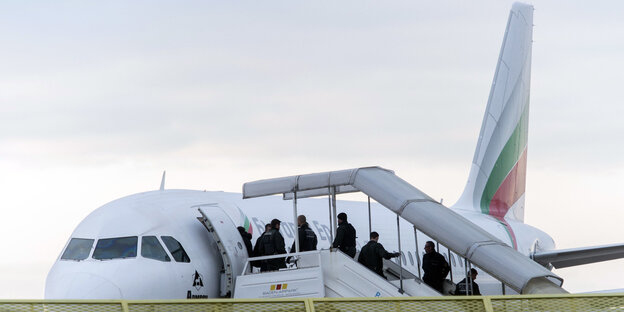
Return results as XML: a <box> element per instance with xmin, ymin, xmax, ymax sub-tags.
<box><xmin>370</xmin><ymin>231</ymin><xmax>379</xmax><ymax>242</ymax></box>
<box><xmin>297</xmin><ymin>215</ymin><xmax>307</xmax><ymax>226</ymax></box>
<box><xmin>237</xmin><ymin>226</ymin><xmax>246</xmax><ymax>234</ymax></box>
<box><xmin>264</xmin><ymin>223</ymin><xmax>271</xmax><ymax>232</ymax></box>
<box><xmin>270</xmin><ymin>219</ymin><xmax>281</xmax><ymax>230</ymax></box>
<box><xmin>470</xmin><ymin>268</ymin><xmax>478</xmax><ymax>280</ymax></box>
<box><xmin>337</xmin><ymin>212</ymin><xmax>347</xmax><ymax>224</ymax></box>
<box><xmin>424</xmin><ymin>241</ymin><xmax>435</xmax><ymax>254</ymax></box>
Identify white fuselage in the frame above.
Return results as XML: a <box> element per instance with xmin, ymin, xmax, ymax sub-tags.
<box><xmin>45</xmin><ymin>189</ymin><xmax>555</xmax><ymax>299</ymax></box>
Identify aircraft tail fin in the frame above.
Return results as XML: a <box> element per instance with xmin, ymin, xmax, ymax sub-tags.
<box><xmin>453</xmin><ymin>3</ymin><xmax>533</xmax><ymax>224</ymax></box>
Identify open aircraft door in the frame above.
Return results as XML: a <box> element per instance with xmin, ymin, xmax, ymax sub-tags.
<box><xmin>196</xmin><ymin>204</ymin><xmax>248</xmax><ymax>297</ymax></box>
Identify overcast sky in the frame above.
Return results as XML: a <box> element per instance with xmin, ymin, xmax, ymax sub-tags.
<box><xmin>1</xmin><ymin>0</ymin><xmax>623</xmax><ymax>298</ymax></box>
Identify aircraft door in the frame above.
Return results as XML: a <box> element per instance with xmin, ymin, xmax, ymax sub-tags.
<box><xmin>196</xmin><ymin>205</ymin><xmax>248</xmax><ymax>297</ymax></box>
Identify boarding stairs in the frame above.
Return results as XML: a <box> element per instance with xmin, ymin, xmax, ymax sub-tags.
<box><xmin>232</xmin><ymin>249</ymin><xmax>440</xmax><ymax>299</ymax></box>
<box><xmin>241</xmin><ymin>167</ymin><xmax>568</xmax><ymax>295</ymax></box>
<box><xmin>196</xmin><ymin>207</ymin><xmax>439</xmax><ymax>299</ymax></box>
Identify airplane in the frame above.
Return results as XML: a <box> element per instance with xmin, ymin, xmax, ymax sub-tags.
<box><xmin>45</xmin><ymin>2</ymin><xmax>624</xmax><ymax>299</ymax></box>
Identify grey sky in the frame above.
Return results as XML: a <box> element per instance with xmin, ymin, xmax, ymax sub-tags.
<box><xmin>1</xmin><ymin>0</ymin><xmax>623</xmax><ymax>297</ymax></box>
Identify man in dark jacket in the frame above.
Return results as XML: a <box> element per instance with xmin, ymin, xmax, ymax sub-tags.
<box><xmin>251</xmin><ymin>224</ymin><xmax>271</xmax><ymax>268</ymax></box>
<box><xmin>422</xmin><ymin>241</ymin><xmax>450</xmax><ymax>293</ymax></box>
<box><xmin>357</xmin><ymin>232</ymin><xmax>400</xmax><ymax>278</ymax></box>
<box><xmin>253</xmin><ymin>224</ymin><xmax>271</xmax><ymax>255</ymax></box>
<box><xmin>332</xmin><ymin>212</ymin><xmax>357</xmax><ymax>258</ymax></box>
<box><xmin>257</xmin><ymin>219</ymin><xmax>287</xmax><ymax>272</ymax></box>
<box><xmin>253</xmin><ymin>224</ymin><xmax>271</xmax><ymax>254</ymax></box>
<box><xmin>237</xmin><ymin>226</ymin><xmax>253</xmax><ymax>257</ymax></box>
<box><xmin>455</xmin><ymin>268</ymin><xmax>481</xmax><ymax>295</ymax></box>
<box><xmin>290</xmin><ymin>215</ymin><xmax>317</xmax><ymax>252</ymax></box>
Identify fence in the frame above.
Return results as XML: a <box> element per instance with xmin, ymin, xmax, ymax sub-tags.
<box><xmin>1</xmin><ymin>293</ymin><xmax>624</xmax><ymax>312</ymax></box>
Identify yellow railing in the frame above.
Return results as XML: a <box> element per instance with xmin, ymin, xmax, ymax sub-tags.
<box><xmin>1</xmin><ymin>294</ymin><xmax>624</xmax><ymax>312</ymax></box>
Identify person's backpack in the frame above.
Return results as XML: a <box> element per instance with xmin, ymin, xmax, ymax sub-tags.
<box><xmin>261</xmin><ymin>231</ymin><xmax>276</xmax><ymax>255</ymax></box>
<box><xmin>454</xmin><ymin>278</ymin><xmax>475</xmax><ymax>295</ymax></box>
<box><xmin>455</xmin><ymin>280</ymin><xmax>467</xmax><ymax>295</ymax></box>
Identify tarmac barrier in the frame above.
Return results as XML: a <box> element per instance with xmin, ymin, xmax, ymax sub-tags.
<box><xmin>1</xmin><ymin>293</ymin><xmax>624</xmax><ymax>312</ymax></box>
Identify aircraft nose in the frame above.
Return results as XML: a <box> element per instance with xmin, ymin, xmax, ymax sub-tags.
<box><xmin>46</xmin><ymin>272</ymin><xmax>122</xmax><ymax>299</ymax></box>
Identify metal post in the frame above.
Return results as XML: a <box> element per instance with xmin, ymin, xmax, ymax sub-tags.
<box><xmin>293</xmin><ymin>191</ymin><xmax>299</xmax><ymax>253</ymax></box>
<box><xmin>414</xmin><ymin>226</ymin><xmax>422</xmax><ymax>279</ymax></box>
<box><xmin>464</xmin><ymin>258</ymin><xmax>469</xmax><ymax>295</ymax></box>
<box><xmin>331</xmin><ymin>187</ymin><xmax>337</xmax><ymax>240</ymax></box>
<box><xmin>327</xmin><ymin>187</ymin><xmax>333</xmax><ymax>244</ymax></box>
<box><xmin>468</xmin><ymin>262</ymin><xmax>474</xmax><ymax>296</ymax></box>
<box><xmin>448</xmin><ymin>249</ymin><xmax>454</xmax><ymax>283</ymax></box>
<box><xmin>367</xmin><ymin>196</ymin><xmax>372</xmax><ymax>235</ymax></box>
<box><xmin>397</xmin><ymin>215</ymin><xmax>404</xmax><ymax>293</ymax></box>
<box><xmin>502</xmin><ymin>282</ymin><xmax>506</xmax><ymax>295</ymax></box>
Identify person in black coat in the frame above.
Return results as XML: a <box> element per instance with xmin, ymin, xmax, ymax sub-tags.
<box><xmin>257</xmin><ymin>219</ymin><xmax>287</xmax><ymax>272</ymax></box>
<box><xmin>422</xmin><ymin>240</ymin><xmax>450</xmax><ymax>293</ymax></box>
<box><xmin>332</xmin><ymin>212</ymin><xmax>357</xmax><ymax>258</ymax></box>
<box><xmin>357</xmin><ymin>232</ymin><xmax>400</xmax><ymax>278</ymax></box>
<box><xmin>253</xmin><ymin>224</ymin><xmax>271</xmax><ymax>255</ymax></box>
<box><xmin>251</xmin><ymin>223</ymin><xmax>271</xmax><ymax>269</ymax></box>
<box><xmin>455</xmin><ymin>268</ymin><xmax>481</xmax><ymax>295</ymax></box>
<box><xmin>237</xmin><ymin>226</ymin><xmax>253</xmax><ymax>257</ymax></box>
<box><xmin>290</xmin><ymin>215</ymin><xmax>318</xmax><ymax>252</ymax></box>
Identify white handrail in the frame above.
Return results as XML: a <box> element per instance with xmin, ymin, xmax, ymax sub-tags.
<box><xmin>241</xmin><ymin>250</ymin><xmax>323</xmax><ymax>276</ymax></box>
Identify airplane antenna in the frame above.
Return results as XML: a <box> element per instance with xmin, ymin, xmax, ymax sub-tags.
<box><xmin>160</xmin><ymin>171</ymin><xmax>166</xmax><ymax>191</ymax></box>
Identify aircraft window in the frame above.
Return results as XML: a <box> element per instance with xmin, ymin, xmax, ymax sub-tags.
<box><xmin>408</xmin><ymin>251</ymin><xmax>414</xmax><ymax>266</ymax></box>
<box><xmin>401</xmin><ymin>252</ymin><xmax>406</xmax><ymax>264</ymax></box>
<box><xmin>141</xmin><ymin>236</ymin><xmax>170</xmax><ymax>262</ymax></box>
<box><xmin>61</xmin><ymin>238</ymin><xmax>94</xmax><ymax>261</ymax></box>
<box><xmin>93</xmin><ymin>236</ymin><xmax>137</xmax><ymax>260</ymax></box>
<box><xmin>451</xmin><ymin>253</ymin><xmax>456</xmax><ymax>266</ymax></box>
<box><xmin>161</xmin><ymin>236</ymin><xmax>191</xmax><ymax>263</ymax></box>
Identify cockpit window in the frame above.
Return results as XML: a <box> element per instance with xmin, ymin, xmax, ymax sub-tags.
<box><xmin>93</xmin><ymin>236</ymin><xmax>137</xmax><ymax>260</ymax></box>
<box><xmin>161</xmin><ymin>236</ymin><xmax>191</xmax><ymax>263</ymax></box>
<box><xmin>61</xmin><ymin>238</ymin><xmax>94</xmax><ymax>261</ymax></box>
<box><xmin>141</xmin><ymin>236</ymin><xmax>170</xmax><ymax>262</ymax></box>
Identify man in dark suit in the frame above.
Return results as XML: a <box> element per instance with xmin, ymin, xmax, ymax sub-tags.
<box><xmin>422</xmin><ymin>240</ymin><xmax>449</xmax><ymax>293</ymax></box>
<box><xmin>357</xmin><ymin>232</ymin><xmax>400</xmax><ymax>278</ymax></box>
<box><xmin>332</xmin><ymin>212</ymin><xmax>357</xmax><ymax>258</ymax></box>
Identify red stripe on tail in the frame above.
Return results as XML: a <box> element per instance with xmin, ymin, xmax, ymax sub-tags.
<box><xmin>489</xmin><ymin>148</ymin><xmax>527</xmax><ymax>219</ymax></box>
